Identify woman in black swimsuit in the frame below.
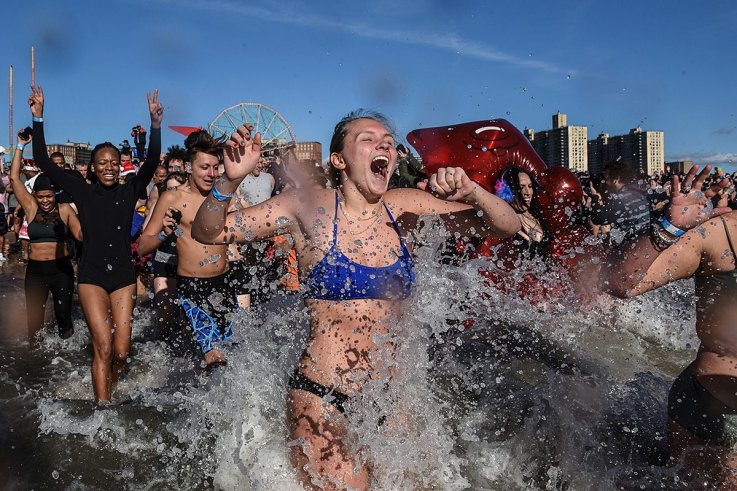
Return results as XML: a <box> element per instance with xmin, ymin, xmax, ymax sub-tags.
<box><xmin>29</xmin><ymin>84</ymin><xmax>163</xmax><ymax>403</ymax></box>
<box><xmin>10</xmin><ymin>128</ymin><xmax>82</xmax><ymax>341</ymax></box>
<box><xmin>605</xmin><ymin>165</ymin><xmax>737</xmax><ymax>486</ymax></box>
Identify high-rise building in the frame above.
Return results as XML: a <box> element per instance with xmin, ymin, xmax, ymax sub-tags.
<box><xmin>587</xmin><ymin>127</ymin><xmax>664</xmax><ymax>176</ymax></box>
<box><xmin>295</xmin><ymin>141</ymin><xmax>322</xmax><ymax>166</ymax></box>
<box><xmin>46</xmin><ymin>141</ymin><xmax>93</xmax><ymax>166</ymax></box>
<box><xmin>665</xmin><ymin>160</ymin><xmax>694</xmax><ymax>174</ymax></box>
<box><xmin>523</xmin><ymin>112</ymin><xmax>588</xmax><ymax>172</ymax></box>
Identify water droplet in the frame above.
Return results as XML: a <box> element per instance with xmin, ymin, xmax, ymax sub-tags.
<box><xmin>505</xmin><ymin>111</ymin><xmax>511</xmax><ymax>116</ymax></box>
<box><xmin>481</xmin><ymin>146</ymin><xmax>488</xmax><ymax>152</ymax></box>
<box><xmin>566</xmin><ymin>74</ymin><xmax>571</xmax><ymax>80</ymax></box>
<box><xmin>52</xmin><ymin>470</ymin><xmax>59</xmax><ymax>480</ymax></box>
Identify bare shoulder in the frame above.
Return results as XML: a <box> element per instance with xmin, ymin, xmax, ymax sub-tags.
<box><xmin>58</xmin><ymin>203</ymin><xmax>74</xmax><ymax>218</ymax></box>
<box><xmin>385</xmin><ymin>188</ymin><xmax>427</xmax><ymax>210</ymax></box>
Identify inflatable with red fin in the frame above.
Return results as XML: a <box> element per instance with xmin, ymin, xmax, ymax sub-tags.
<box><xmin>407</xmin><ymin>119</ymin><xmax>602</xmax><ymax>303</ymax></box>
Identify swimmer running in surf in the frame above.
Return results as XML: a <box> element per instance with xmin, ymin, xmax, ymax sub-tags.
<box><xmin>139</xmin><ymin>131</ymin><xmax>236</xmax><ymax>367</ymax></box>
<box><xmin>191</xmin><ymin>110</ymin><xmax>521</xmax><ymax>489</ymax></box>
<box><xmin>10</xmin><ymin>128</ymin><xmax>82</xmax><ymax>342</ymax></box>
<box><xmin>605</xmin><ymin>165</ymin><xmax>737</xmax><ymax>487</ymax></box>
<box><xmin>30</xmin><ymin>84</ymin><xmax>163</xmax><ymax>403</ymax></box>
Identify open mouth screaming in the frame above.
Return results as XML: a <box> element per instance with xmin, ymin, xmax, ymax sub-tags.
<box><xmin>370</xmin><ymin>155</ymin><xmax>390</xmax><ymax>181</ymax></box>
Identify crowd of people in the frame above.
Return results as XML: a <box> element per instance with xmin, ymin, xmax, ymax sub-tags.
<box><xmin>1</xmin><ymin>81</ymin><xmax>736</xmax><ymax>488</ymax></box>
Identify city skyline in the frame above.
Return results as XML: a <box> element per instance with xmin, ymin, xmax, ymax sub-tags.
<box><xmin>2</xmin><ymin>1</ymin><xmax>735</xmax><ymax>172</ymax></box>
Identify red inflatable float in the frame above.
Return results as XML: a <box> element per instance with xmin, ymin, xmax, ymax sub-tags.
<box><xmin>406</xmin><ymin>119</ymin><xmax>602</xmax><ymax>303</ymax></box>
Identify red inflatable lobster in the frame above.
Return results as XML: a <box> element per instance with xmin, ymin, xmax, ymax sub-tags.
<box><xmin>407</xmin><ymin>119</ymin><xmax>601</xmax><ymax>302</ymax></box>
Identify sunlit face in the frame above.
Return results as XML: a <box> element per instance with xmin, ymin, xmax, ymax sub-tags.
<box><xmin>189</xmin><ymin>151</ymin><xmax>220</xmax><ymax>192</ymax></box>
<box><xmin>168</xmin><ymin>159</ymin><xmax>184</xmax><ymax>173</ymax></box>
<box><xmin>252</xmin><ymin>158</ymin><xmax>266</xmax><ymax>177</ymax></box>
<box><xmin>331</xmin><ymin>118</ymin><xmax>397</xmax><ymax>198</ymax></box>
<box><xmin>153</xmin><ymin>166</ymin><xmax>168</xmax><ymax>184</ymax></box>
<box><xmin>34</xmin><ymin>190</ymin><xmax>56</xmax><ymax>212</ymax></box>
<box><xmin>518</xmin><ymin>172</ymin><xmax>534</xmax><ymax>209</ymax></box>
<box><xmin>94</xmin><ymin>148</ymin><xmax>121</xmax><ymax>186</ymax></box>
<box><xmin>75</xmin><ymin>163</ymin><xmax>88</xmax><ymax>178</ymax></box>
<box><xmin>51</xmin><ymin>155</ymin><xmax>65</xmax><ymax>168</ymax></box>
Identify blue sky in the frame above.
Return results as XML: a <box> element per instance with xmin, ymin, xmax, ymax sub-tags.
<box><xmin>2</xmin><ymin>0</ymin><xmax>736</xmax><ymax>171</ymax></box>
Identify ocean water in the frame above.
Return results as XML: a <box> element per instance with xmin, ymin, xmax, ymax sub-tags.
<box><xmin>0</xmin><ymin>238</ymin><xmax>700</xmax><ymax>490</ymax></box>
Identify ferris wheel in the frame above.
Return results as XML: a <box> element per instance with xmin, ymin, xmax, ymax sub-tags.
<box><xmin>208</xmin><ymin>103</ymin><xmax>297</xmax><ymax>156</ymax></box>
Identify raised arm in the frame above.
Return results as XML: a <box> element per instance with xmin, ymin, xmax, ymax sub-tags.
<box><xmin>603</xmin><ymin>165</ymin><xmax>732</xmax><ymax>297</ymax></box>
<box><xmin>192</xmin><ymin>125</ymin><xmax>298</xmax><ymax>244</ymax></box>
<box><xmin>132</xmin><ymin>90</ymin><xmax>163</xmax><ymax>196</ymax></box>
<box><xmin>395</xmin><ymin>166</ymin><xmax>521</xmax><ymax>239</ymax></box>
<box><xmin>28</xmin><ymin>85</ymin><xmax>88</xmax><ymax>198</ymax></box>
<box><xmin>9</xmin><ymin>130</ymin><xmax>37</xmax><ymax>218</ymax></box>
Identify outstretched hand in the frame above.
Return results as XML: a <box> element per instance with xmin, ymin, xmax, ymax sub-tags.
<box><xmin>222</xmin><ymin>124</ymin><xmax>262</xmax><ymax>184</ymax></box>
<box><xmin>147</xmin><ymin>89</ymin><xmax>163</xmax><ymax>128</ymax></box>
<box><xmin>28</xmin><ymin>84</ymin><xmax>44</xmax><ymax>118</ymax></box>
<box><xmin>667</xmin><ymin>165</ymin><xmax>732</xmax><ymax>230</ymax></box>
<box><xmin>418</xmin><ymin>167</ymin><xmax>478</xmax><ymax>202</ymax></box>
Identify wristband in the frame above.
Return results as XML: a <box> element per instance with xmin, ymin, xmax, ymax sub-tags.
<box><xmin>211</xmin><ymin>184</ymin><xmax>233</xmax><ymax>202</ymax></box>
<box><xmin>651</xmin><ymin>223</ymin><xmax>679</xmax><ymax>251</ymax></box>
<box><xmin>157</xmin><ymin>230</ymin><xmax>168</xmax><ymax>241</ymax></box>
<box><xmin>17</xmin><ymin>143</ymin><xmax>25</xmax><ymax>151</ymax></box>
<box><xmin>659</xmin><ymin>218</ymin><xmax>685</xmax><ymax>237</ymax></box>
<box><xmin>32</xmin><ymin>117</ymin><xmax>43</xmax><ymax>123</ymax></box>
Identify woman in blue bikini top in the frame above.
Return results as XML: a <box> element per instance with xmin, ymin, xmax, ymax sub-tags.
<box><xmin>303</xmin><ymin>191</ymin><xmax>415</xmax><ymax>301</ymax></box>
<box><xmin>191</xmin><ymin>110</ymin><xmax>521</xmax><ymax>490</ymax></box>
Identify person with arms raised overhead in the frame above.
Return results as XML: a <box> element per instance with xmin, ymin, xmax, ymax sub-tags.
<box><xmin>29</xmin><ymin>84</ymin><xmax>163</xmax><ymax>403</ymax></box>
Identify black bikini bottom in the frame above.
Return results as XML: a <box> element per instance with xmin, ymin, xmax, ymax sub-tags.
<box><xmin>289</xmin><ymin>370</ymin><xmax>350</xmax><ymax>414</ymax></box>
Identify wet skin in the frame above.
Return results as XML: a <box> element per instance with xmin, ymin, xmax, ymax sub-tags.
<box><xmin>192</xmin><ymin>117</ymin><xmax>520</xmax><ymax>489</ymax></box>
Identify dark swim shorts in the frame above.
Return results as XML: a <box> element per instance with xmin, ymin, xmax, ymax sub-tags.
<box><xmin>668</xmin><ymin>363</ymin><xmax>737</xmax><ymax>445</ymax></box>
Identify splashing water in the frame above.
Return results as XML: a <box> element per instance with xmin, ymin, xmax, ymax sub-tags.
<box><xmin>0</xmin><ymin>220</ymin><xmax>701</xmax><ymax>489</ymax></box>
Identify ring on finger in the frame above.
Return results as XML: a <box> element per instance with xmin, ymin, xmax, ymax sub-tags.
<box><xmin>681</xmin><ymin>186</ymin><xmax>692</xmax><ymax>194</ymax></box>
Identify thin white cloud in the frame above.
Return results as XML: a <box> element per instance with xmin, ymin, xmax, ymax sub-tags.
<box><xmin>155</xmin><ymin>0</ymin><xmax>571</xmax><ymax>74</ymax></box>
<box><xmin>668</xmin><ymin>152</ymin><xmax>737</xmax><ymax>165</ymax></box>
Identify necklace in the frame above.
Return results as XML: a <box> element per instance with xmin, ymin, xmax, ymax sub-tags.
<box><xmin>340</xmin><ymin>204</ymin><xmax>383</xmax><ymax>236</ymax></box>
<box><xmin>339</xmin><ymin>198</ymin><xmax>384</xmax><ymax>222</ymax></box>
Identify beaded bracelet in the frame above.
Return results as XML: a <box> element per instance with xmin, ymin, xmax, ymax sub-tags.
<box><xmin>650</xmin><ymin>222</ymin><xmax>680</xmax><ymax>251</ymax></box>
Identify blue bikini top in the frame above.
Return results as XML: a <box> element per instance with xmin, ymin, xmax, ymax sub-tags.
<box><xmin>304</xmin><ymin>192</ymin><xmax>415</xmax><ymax>301</ymax></box>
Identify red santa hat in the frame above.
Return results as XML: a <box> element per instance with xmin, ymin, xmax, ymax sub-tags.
<box><xmin>121</xmin><ymin>161</ymin><xmax>136</xmax><ymax>176</ymax></box>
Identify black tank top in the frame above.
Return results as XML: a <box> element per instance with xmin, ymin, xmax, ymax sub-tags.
<box><xmin>28</xmin><ymin>208</ymin><xmax>68</xmax><ymax>244</ymax></box>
